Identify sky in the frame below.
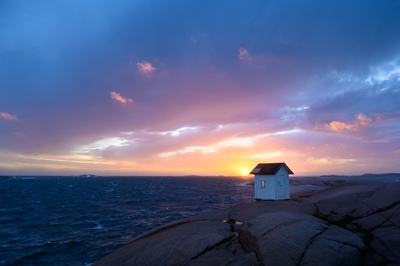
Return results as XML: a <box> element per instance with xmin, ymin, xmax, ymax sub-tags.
<box><xmin>1</xmin><ymin>0</ymin><xmax>400</xmax><ymax>176</ymax></box>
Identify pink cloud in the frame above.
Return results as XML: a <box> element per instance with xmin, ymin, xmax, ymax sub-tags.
<box><xmin>327</xmin><ymin>113</ymin><xmax>373</xmax><ymax>132</ymax></box>
<box><xmin>110</xmin><ymin>92</ymin><xmax>133</xmax><ymax>104</ymax></box>
<box><xmin>0</xmin><ymin>112</ymin><xmax>18</xmax><ymax>121</ymax></box>
<box><xmin>375</xmin><ymin>111</ymin><xmax>400</xmax><ymax>122</ymax></box>
<box><xmin>238</xmin><ymin>47</ymin><xmax>253</xmax><ymax>63</ymax></box>
<box><xmin>137</xmin><ymin>61</ymin><xmax>156</xmax><ymax>74</ymax></box>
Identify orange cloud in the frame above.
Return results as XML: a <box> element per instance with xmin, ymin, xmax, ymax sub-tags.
<box><xmin>0</xmin><ymin>112</ymin><xmax>18</xmax><ymax>121</ymax></box>
<box><xmin>327</xmin><ymin>113</ymin><xmax>373</xmax><ymax>132</ymax></box>
<box><xmin>110</xmin><ymin>92</ymin><xmax>133</xmax><ymax>104</ymax></box>
<box><xmin>137</xmin><ymin>61</ymin><xmax>156</xmax><ymax>74</ymax></box>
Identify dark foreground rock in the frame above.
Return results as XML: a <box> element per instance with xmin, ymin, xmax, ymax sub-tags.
<box><xmin>94</xmin><ymin>181</ymin><xmax>400</xmax><ymax>266</ymax></box>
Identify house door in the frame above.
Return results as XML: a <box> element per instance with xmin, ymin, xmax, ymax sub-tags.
<box><xmin>275</xmin><ymin>175</ymin><xmax>286</xmax><ymax>199</ymax></box>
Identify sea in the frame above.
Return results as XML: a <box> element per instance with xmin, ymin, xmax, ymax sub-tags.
<box><xmin>0</xmin><ymin>176</ymin><xmax>255</xmax><ymax>266</ymax></box>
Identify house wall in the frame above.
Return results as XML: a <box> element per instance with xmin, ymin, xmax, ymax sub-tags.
<box><xmin>275</xmin><ymin>167</ymin><xmax>290</xmax><ymax>200</ymax></box>
<box><xmin>254</xmin><ymin>167</ymin><xmax>291</xmax><ymax>200</ymax></box>
<box><xmin>254</xmin><ymin>175</ymin><xmax>275</xmax><ymax>200</ymax></box>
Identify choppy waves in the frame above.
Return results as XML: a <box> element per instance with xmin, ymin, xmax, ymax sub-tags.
<box><xmin>0</xmin><ymin>176</ymin><xmax>253</xmax><ymax>266</ymax></box>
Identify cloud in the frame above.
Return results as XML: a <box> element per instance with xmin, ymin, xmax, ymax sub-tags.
<box><xmin>366</xmin><ymin>56</ymin><xmax>400</xmax><ymax>84</ymax></box>
<box><xmin>297</xmin><ymin>64</ymin><xmax>400</xmax><ymax>142</ymax></box>
<box><xmin>137</xmin><ymin>61</ymin><xmax>156</xmax><ymax>74</ymax></box>
<box><xmin>327</xmin><ymin>113</ymin><xmax>373</xmax><ymax>132</ymax></box>
<box><xmin>12</xmin><ymin>131</ymin><xmax>27</xmax><ymax>137</ymax></box>
<box><xmin>0</xmin><ymin>112</ymin><xmax>18</xmax><ymax>121</ymax></box>
<box><xmin>238</xmin><ymin>47</ymin><xmax>285</xmax><ymax>70</ymax></box>
<box><xmin>376</xmin><ymin>111</ymin><xmax>400</xmax><ymax>122</ymax></box>
<box><xmin>110</xmin><ymin>92</ymin><xmax>133</xmax><ymax>104</ymax></box>
<box><xmin>189</xmin><ymin>32</ymin><xmax>208</xmax><ymax>43</ymax></box>
<box><xmin>238</xmin><ymin>47</ymin><xmax>252</xmax><ymax>63</ymax></box>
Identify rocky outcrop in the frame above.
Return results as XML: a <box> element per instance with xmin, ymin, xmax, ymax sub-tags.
<box><xmin>94</xmin><ymin>181</ymin><xmax>400</xmax><ymax>266</ymax></box>
<box><xmin>303</xmin><ymin>182</ymin><xmax>400</xmax><ymax>265</ymax></box>
<box><xmin>238</xmin><ymin>212</ymin><xmax>364</xmax><ymax>266</ymax></box>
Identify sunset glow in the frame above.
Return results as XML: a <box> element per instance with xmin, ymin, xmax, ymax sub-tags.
<box><xmin>1</xmin><ymin>1</ymin><xmax>400</xmax><ymax>176</ymax></box>
<box><xmin>240</xmin><ymin>169</ymin><xmax>251</xmax><ymax>177</ymax></box>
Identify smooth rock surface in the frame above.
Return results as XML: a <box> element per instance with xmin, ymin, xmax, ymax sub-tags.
<box><xmin>300</xmin><ymin>225</ymin><xmax>365</xmax><ymax>266</ymax></box>
<box><xmin>238</xmin><ymin>212</ymin><xmax>329</xmax><ymax>265</ymax></box>
<box><xmin>94</xmin><ymin>219</ymin><xmax>234</xmax><ymax>265</ymax></box>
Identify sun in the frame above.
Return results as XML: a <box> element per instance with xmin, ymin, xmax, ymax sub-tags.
<box><xmin>239</xmin><ymin>168</ymin><xmax>250</xmax><ymax>176</ymax></box>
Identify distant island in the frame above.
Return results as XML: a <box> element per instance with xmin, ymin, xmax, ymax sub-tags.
<box><xmin>320</xmin><ymin>173</ymin><xmax>400</xmax><ymax>178</ymax></box>
<box><xmin>79</xmin><ymin>174</ymin><xmax>97</xmax><ymax>177</ymax></box>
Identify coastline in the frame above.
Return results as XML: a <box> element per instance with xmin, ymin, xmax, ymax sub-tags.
<box><xmin>94</xmin><ymin>176</ymin><xmax>400</xmax><ymax>266</ymax></box>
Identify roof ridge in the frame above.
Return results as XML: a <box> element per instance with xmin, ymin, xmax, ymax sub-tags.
<box><xmin>250</xmin><ymin>162</ymin><xmax>294</xmax><ymax>175</ymax></box>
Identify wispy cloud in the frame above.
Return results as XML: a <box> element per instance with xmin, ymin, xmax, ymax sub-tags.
<box><xmin>238</xmin><ymin>47</ymin><xmax>283</xmax><ymax>69</ymax></box>
<box><xmin>12</xmin><ymin>131</ymin><xmax>27</xmax><ymax>137</ymax></box>
<box><xmin>0</xmin><ymin>112</ymin><xmax>18</xmax><ymax>121</ymax></box>
<box><xmin>238</xmin><ymin>47</ymin><xmax>253</xmax><ymax>63</ymax></box>
<box><xmin>137</xmin><ymin>61</ymin><xmax>156</xmax><ymax>74</ymax></box>
<box><xmin>189</xmin><ymin>31</ymin><xmax>208</xmax><ymax>43</ymax></box>
<box><xmin>110</xmin><ymin>92</ymin><xmax>133</xmax><ymax>104</ymax></box>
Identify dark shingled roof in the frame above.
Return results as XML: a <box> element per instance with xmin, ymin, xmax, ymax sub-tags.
<box><xmin>249</xmin><ymin>163</ymin><xmax>294</xmax><ymax>175</ymax></box>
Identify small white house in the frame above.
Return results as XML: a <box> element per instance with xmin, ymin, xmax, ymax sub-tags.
<box><xmin>250</xmin><ymin>162</ymin><xmax>293</xmax><ymax>200</ymax></box>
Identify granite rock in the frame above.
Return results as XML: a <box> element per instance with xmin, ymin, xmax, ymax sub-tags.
<box><xmin>238</xmin><ymin>213</ymin><xmax>364</xmax><ymax>266</ymax></box>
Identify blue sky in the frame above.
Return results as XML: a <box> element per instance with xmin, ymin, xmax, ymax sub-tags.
<box><xmin>1</xmin><ymin>0</ymin><xmax>400</xmax><ymax>176</ymax></box>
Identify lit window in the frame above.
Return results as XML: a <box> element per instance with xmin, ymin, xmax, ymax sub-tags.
<box><xmin>261</xmin><ymin>180</ymin><xmax>266</xmax><ymax>187</ymax></box>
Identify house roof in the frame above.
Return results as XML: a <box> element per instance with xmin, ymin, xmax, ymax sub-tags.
<box><xmin>249</xmin><ymin>163</ymin><xmax>294</xmax><ymax>175</ymax></box>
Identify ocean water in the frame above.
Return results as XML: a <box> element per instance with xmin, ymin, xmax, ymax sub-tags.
<box><xmin>0</xmin><ymin>176</ymin><xmax>254</xmax><ymax>266</ymax></box>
